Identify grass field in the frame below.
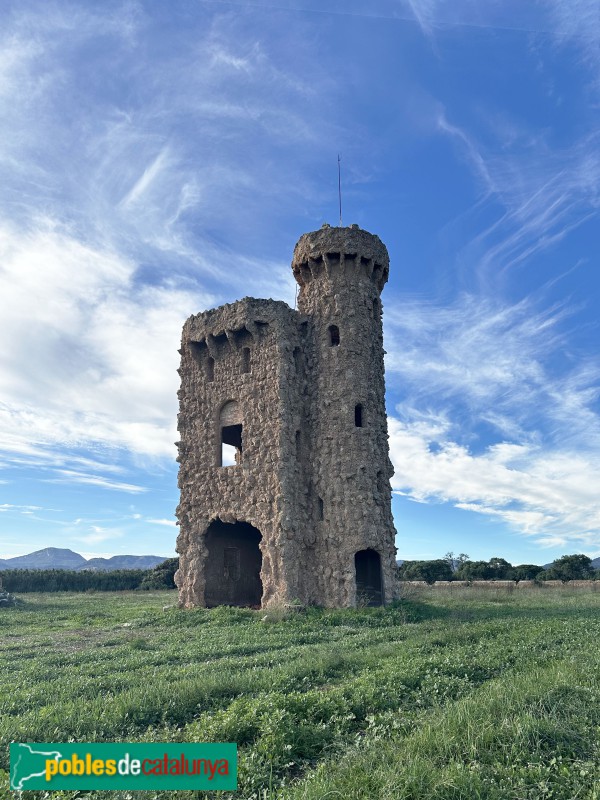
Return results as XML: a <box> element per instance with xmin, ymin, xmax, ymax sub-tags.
<box><xmin>2</xmin><ymin>589</ymin><xmax>600</xmax><ymax>799</ymax></box>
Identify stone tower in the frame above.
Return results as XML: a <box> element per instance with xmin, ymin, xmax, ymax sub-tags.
<box><xmin>175</xmin><ymin>224</ymin><xmax>398</xmax><ymax>608</ymax></box>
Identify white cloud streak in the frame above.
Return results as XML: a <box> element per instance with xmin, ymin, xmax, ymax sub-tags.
<box><xmin>389</xmin><ymin>416</ymin><xmax>600</xmax><ymax>548</ymax></box>
<box><xmin>44</xmin><ymin>471</ymin><xmax>148</xmax><ymax>494</ymax></box>
<box><xmin>75</xmin><ymin>526</ymin><xmax>126</xmax><ymax>545</ymax></box>
<box><xmin>385</xmin><ymin>288</ymin><xmax>600</xmax><ymax>546</ymax></box>
<box><xmin>385</xmin><ymin>293</ymin><xmax>600</xmax><ymax>450</ymax></box>
<box><xmin>147</xmin><ymin>518</ymin><xmax>177</xmax><ymax>528</ymax></box>
<box><xmin>0</xmin><ymin>2</ymin><xmax>334</xmax><ymax>481</ymax></box>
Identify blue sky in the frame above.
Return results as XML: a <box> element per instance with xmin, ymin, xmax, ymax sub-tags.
<box><xmin>1</xmin><ymin>0</ymin><xmax>599</xmax><ymax>565</ymax></box>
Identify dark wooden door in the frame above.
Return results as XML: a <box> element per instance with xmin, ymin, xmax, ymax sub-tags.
<box><xmin>204</xmin><ymin>521</ymin><xmax>263</xmax><ymax>607</ymax></box>
<box><xmin>355</xmin><ymin>549</ymin><xmax>384</xmax><ymax>606</ymax></box>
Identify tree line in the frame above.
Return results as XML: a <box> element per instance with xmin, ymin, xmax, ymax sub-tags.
<box><xmin>1</xmin><ymin>558</ymin><xmax>179</xmax><ymax>593</ymax></box>
<box><xmin>4</xmin><ymin>554</ymin><xmax>595</xmax><ymax>592</ymax></box>
<box><xmin>398</xmin><ymin>553</ymin><xmax>597</xmax><ymax>584</ymax></box>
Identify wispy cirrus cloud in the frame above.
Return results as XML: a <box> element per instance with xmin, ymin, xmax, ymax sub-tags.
<box><xmin>435</xmin><ymin>114</ymin><xmax>600</xmax><ymax>282</ymax></box>
<box><xmin>0</xmin><ymin>504</ymin><xmax>43</xmax><ymax>512</ymax></box>
<box><xmin>385</xmin><ymin>287</ymin><xmax>600</xmax><ymax>546</ymax></box>
<box><xmin>383</xmin><ymin>3</ymin><xmax>600</xmax><ymax>552</ymax></box>
<box><xmin>0</xmin><ymin>2</ymin><xmax>336</xmax><ymax>484</ymax></box>
<box><xmin>76</xmin><ymin>526</ymin><xmax>126</xmax><ymax>546</ymax></box>
<box><xmin>44</xmin><ymin>471</ymin><xmax>148</xmax><ymax>494</ymax></box>
<box><xmin>385</xmin><ymin>292</ymin><xmax>600</xmax><ymax>449</ymax></box>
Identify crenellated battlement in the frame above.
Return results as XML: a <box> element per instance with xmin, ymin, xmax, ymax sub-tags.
<box><xmin>292</xmin><ymin>224</ymin><xmax>389</xmax><ymax>293</ymax></box>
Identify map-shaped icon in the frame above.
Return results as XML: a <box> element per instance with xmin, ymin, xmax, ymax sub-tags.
<box><xmin>11</xmin><ymin>743</ymin><xmax>63</xmax><ymax>790</ymax></box>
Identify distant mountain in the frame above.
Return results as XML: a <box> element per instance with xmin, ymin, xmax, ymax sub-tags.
<box><xmin>81</xmin><ymin>555</ymin><xmax>165</xmax><ymax>572</ymax></box>
<box><xmin>0</xmin><ymin>548</ymin><xmax>166</xmax><ymax>572</ymax></box>
<box><xmin>0</xmin><ymin>547</ymin><xmax>87</xmax><ymax>571</ymax></box>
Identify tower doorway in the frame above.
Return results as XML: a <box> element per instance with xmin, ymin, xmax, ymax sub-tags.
<box><xmin>204</xmin><ymin>520</ymin><xmax>263</xmax><ymax>607</ymax></box>
<box><xmin>355</xmin><ymin>549</ymin><xmax>384</xmax><ymax>606</ymax></box>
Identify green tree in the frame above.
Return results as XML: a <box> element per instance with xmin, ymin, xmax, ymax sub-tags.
<box><xmin>2</xmin><ymin>568</ymin><xmax>149</xmax><ymax>592</ymax></box>
<box><xmin>140</xmin><ymin>558</ymin><xmax>179</xmax><ymax>590</ymax></box>
<box><xmin>399</xmin><ymin>559</ymin><xmax>453</xmax><ymax>583</ymax></box>
<box><xmin>454</xmin><ymin>560</ymin><xmax>491</xmax><ymax>580</ymax></box>
<box><xmin>541</xmin><ymin>554</ymin><xmax>593</xmax><ymax>582</ymax></box>
<box><xmin>512</xmin><ymin>564</ymin><xmax>544</xmax><ymax>581</ymax></box>
<box><xmin>487</xmin><ymin>557</ymin><xmax>514</xmax><ymax>579</ymax></box>
<box><xmin>454</xmin><ymin>557</ymin><xmax>515</xmax><ymax>581</ymax></box>
<box><xmin>443</xmin><ymin>552</ymin><xmax>471</xmax><ymax>573</ymax></box>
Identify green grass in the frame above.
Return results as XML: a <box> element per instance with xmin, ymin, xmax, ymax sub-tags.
<box><xmin>1</xmin><ymin>590</ymin><xmax>600</xmax><ymax>799</ymax></box>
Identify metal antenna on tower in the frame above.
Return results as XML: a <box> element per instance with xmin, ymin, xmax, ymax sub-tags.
<box><xmin>338</xmin><ymin>154</ymin><xmax>342</xmax><ymax>226</ymax></box>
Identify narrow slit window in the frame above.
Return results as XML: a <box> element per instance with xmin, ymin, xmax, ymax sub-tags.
<box><xmin>329</xmin><ymin>325</ymin><xmax>340</xmax><ymax>346</ymax></box>
<box><xmin>207</xmin><ymin>357</ymin><xmax>215</xmax><ymax>382</ymax></box>
<box><xmin>355</xmin><ymin>404</ymin><xmax>363</xmax><ymax>427</ymax></box>
<box><xmin>293</xmin><ymin>347</ymin><xmax>301</xmax><ymax>373</ymax></box>
<box><xmin>317</xmin><ymin>496</ymin><xmax>324</xmax><ymax>521</ymax></box>
<box><xmin>295</xmin><ymin>430</ymin><xmax>301</xmax><ymax>457</ymax></box>
<box><xmin>241</xmin><ymin>347</ymin><xmax>251</xmax><ymax>374</ymax></box>
<box><xmin>221</xmin><ymin>423</ymin><xmax>242</xmax><ymax>466</ymax></box>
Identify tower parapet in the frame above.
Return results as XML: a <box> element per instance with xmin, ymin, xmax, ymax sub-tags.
<box><xmin>292</xmin><ymin>224</ymin><xmax>389</xmax><ymax>306</ymax></box>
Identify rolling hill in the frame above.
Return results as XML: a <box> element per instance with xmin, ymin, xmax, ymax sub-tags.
<box><xmin>0</xmin><ymin>548</ymin><xmax>166</xmax><ymax>572</ymax></box>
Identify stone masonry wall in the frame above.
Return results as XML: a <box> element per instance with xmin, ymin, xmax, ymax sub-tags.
<box><xmin>176</xmin><ymin>226</ymin><xmax>399</xmax><ymax>608</ymax></box>
<box><xmin>176</xmin><ymin>299</ymin><xmax>310</xmax><ymax>607</ymax></box>
<box><xmin>292</xmin><ymin>226</ymin><xmax>398</xmax><ymax>605</ymax></box>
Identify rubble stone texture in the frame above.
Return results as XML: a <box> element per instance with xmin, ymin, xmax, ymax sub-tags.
<box><xmin>176</xmin><ymin>225</ymin><xmax>399</xmax><ymax>608</ymax></box>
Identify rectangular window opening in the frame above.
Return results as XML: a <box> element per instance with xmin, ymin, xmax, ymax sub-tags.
<box><xmin>207</xmin><ymin>356</ymin><xmax>215</xmax><ymax>382</ymax></box>
<box><xmin>329</xmin><ymin>325</ymin><xmax>340</xmax><ymax>346</ymax></box>
<box><xmin>355</xmin><ymin>404</ymin><xmax>363</xmax><ymax>427</ymax></box>
<box><xmin>221</xmin><ymin>423</ymin><xmax>242</xmax><ymax>466</ymax></box>
<box><xmin>317</xmin><ymin>496</ymin><xmax>324</xmax><ymax>521</ymax></box>
<box><xmin>241</xmin><ymin>347</ymin><xmax>251</xmax><ymax>374</ymax></box>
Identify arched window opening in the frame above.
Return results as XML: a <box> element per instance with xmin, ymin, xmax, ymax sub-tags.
<box><xmin>355</xmin><ymin>549</ymin><xmax>384</xmax><ymax>606</ymax></box>
<box><xmin>329</xmin><ymin>325</ymin><xmax>340</xmax><ymax>347</ymax></box>
<box><xmin>355</xmin><ymin>404</ymin><xmax>363</xmax><ymax>428</ymax></box>
<box><xmin>207</xmin><ymin>356</ymin><xmax>215</xmax><ymax>382</ymax></box>
<box><xmin>241</xmin><ymin>347</ymin><xmax>251</xmax><ymax>374</ymax></box>
<box><xmin>219</xmin><ymin>401</ymin><xmax>242</xmax><ymax>466</ymax></box>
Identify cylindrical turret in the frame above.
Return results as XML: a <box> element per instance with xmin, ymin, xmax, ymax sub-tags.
<box><xmin>292</xmin><ymin>224</ymin><xmax>397</xmax><ymax>606</ymax></box>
